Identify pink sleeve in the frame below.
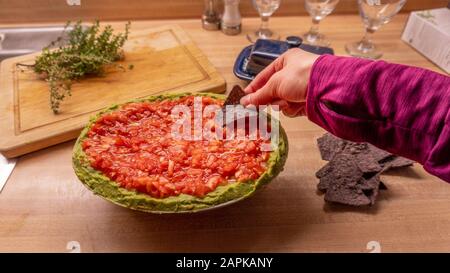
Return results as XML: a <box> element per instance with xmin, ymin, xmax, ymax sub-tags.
<box><xmin>306</xmin><ymin>55</ymin><xmax>450</xmax><ymax>182</ymax></box>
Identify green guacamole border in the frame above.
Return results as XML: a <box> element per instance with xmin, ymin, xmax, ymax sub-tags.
<box><xmin>72</xmin><ymin>93</ymin><xmax>289</xmax><ymax>213</ymax></box>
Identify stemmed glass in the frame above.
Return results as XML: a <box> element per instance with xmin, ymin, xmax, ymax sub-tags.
<box><xmin>345</xmin><ymin>0</ymin><xmax>406</xmax><ymax>59</ymax></box>
<box><xmin>247</xmin><ymin>0</ymin><xmax>281</xmax><ymax>42</ymax></box>
<box><xmin>302</xmin><ymin>0</ymin><xmax>339</xmax><ymax>46</ymax></box>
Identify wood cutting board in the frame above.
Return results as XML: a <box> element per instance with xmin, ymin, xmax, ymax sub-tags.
<box><xmin>0</xmin><ymin>24</ymin><xmax>226</xmax><ymax>158</ymax></box>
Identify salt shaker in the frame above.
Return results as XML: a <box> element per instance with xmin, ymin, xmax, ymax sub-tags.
<box><xmin>202</xmin><ymin>0</ymin><xmax>221</xmax><ymax>30</ymax></box>
<box><xmin>221</xmin><ymin>0</ymin><xmax>241</xmax><ymax>35</ymax></box>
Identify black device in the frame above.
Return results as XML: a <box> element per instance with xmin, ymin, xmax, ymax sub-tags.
<box><xmin>233</xmin><ymin>36</ymin><xmax>334</xmax><ymax>81</ymax></box>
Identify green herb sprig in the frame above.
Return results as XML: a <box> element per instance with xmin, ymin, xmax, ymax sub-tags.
<box><xmin>25</xmin><ymin>21</ymin><xmax>131</xmax><ymax>114</ymax></box>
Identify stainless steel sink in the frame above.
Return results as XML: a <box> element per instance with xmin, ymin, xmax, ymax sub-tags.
<box><xmin>0</xmin><ymin>26</ymin><xmax>72</xmax><ymax>62</ymax></box>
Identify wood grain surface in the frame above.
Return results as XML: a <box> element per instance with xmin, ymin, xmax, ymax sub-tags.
<box><xmin>0</xmin><ymin>25</ymin><xmax>225</xmax><ymax>158</ymax></box>
<box><xmin>0</xmin><ymin>0</ymin><xmax>446</xmax><ymax>23</ymax></box>
<box><xmin>0</xmin><ymin>15</ymin><xmax>449</xmax><ymax>252</ymax></box>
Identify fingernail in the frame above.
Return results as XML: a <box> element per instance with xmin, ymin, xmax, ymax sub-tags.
<box><xmin>244</xmin><ymin>86</ymin><xmax>254</xmax><ymax>94</ymax></box>
<box><xmin>240</xmin><ymin>95</ymin><xmax>249</xmax><ymax>105</ymax></box>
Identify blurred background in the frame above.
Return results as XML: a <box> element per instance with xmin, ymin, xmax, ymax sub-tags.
<box><xmin>0</xmin><ymin>0</ymin><xmax>445</xmax><ymax>23</ymax></box>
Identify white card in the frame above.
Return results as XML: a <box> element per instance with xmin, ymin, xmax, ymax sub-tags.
<box><xmin>0</xmin><ymin>154</ymin><xmax>17</xmax><ymax>193</ymax></box>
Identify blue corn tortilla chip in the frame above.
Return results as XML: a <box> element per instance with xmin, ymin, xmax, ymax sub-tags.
<box><xmin>318</xmin><ymin>153</ymin><xmax>382</xmax><ymax>206</ymax></box>
<box><xmin>222</xmin><ymin>85</ymin><xmax>246</xmax><ymax>109</ymax></box>
<box><xmin>316</xmin><ymin>133</ymin><xmax>414</xmax><ymax>206</ymax></box>
<box><xmin>317</xmin><ymin>133</ymin><xmax>346</xmax><ymax>161</ymax></box>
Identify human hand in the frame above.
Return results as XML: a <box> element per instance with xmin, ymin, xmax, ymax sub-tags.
<box><xmin>240</xmin><ymin>48</ymin><xmax>319</xmax><ymax>117</ymax></box>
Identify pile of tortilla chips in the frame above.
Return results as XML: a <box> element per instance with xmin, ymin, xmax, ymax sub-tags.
<box><xmin>316</xmin><ymin>133</ymin><xmax>414</xmax><ymax>206</ymax></box>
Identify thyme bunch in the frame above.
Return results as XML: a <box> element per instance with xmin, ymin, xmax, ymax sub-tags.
<box><xmin>30</xmin><ymin>21</ymin><xmax>131</xmax><ymax>114</ymax></box>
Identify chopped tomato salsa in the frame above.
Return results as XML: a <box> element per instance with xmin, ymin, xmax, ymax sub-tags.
<box><xmin>82</xmin><ymin>96</ymin><xmax>270</xmax><ymax>198</ymax></box>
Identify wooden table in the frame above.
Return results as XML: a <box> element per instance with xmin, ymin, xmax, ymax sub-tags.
<box><xmin>1</xmin><ymin>15</ymin><xmax>449</xmax><ymax>253</ymax></box>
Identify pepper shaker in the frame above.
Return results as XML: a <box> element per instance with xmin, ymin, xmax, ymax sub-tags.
<box><xmin>202</xmin><ymin>0</ymin><xmax>221</xmax><ymax>30</ymax></box>
<box><xmin>221</xmin><ymin>0</ymin><xmax>241</xmax><ymax>35</ymax></box>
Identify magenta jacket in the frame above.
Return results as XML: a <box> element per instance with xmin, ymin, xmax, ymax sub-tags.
<box><xmin>306</xmin><ymin>55</ymin><xmax>450</xmax><ymax>182</ymax></box>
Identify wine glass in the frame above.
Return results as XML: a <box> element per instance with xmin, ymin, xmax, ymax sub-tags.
<box><xmin>302</xmin><ymin>0</ymin><xmax>339</xmax><ymax>46</ymax></box>
<box><xmin>345</xmin><ymin>0</ymin><xmax>406</xmax><ymax>59</ymax></box>
<box><xmin>247</xmin><ymin>0</ymin><xmax>281</xmax><ymax>42</ymax></box>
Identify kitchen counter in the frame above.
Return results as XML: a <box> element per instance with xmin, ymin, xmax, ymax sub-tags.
<box><xmin>1</xmin><ymin>15</ymin><xmax>449</xmax><ymax>253</ymax></box>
